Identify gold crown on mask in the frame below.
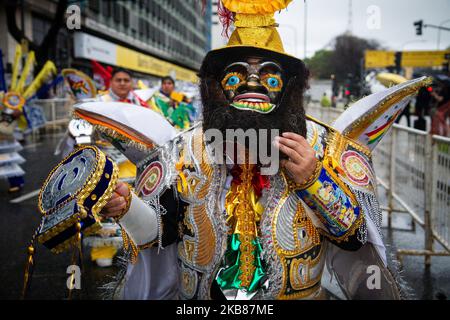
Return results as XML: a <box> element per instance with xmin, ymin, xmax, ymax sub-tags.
<box><xmin>202</xmin><ymin>0</ymin><xmax>304</xmax><ymax>74</ymax></box>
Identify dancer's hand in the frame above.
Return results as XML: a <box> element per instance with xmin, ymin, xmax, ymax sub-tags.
<box><xmin>101</xmin><ymin>182</ymin><xmax>130</xmax><ymax>219</ymax></box>
<box><xmin>274</xmin><ymin>132</ymin><xmax>318</xmax><ymax>185</ymax></box>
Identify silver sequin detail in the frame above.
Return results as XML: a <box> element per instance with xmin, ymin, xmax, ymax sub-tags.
<box><xmin>143</xmin><ymin>196</ymin><xmax>167</xmax><ymax>252</ymax></box>
<box><xmin>276</xmin><ymin>194</ymin><xmax>298</xmax><ymax>251</ymax></box>
<box><xmin>259</xmin><ymin>173</ymin><xmax>287</xmax><ymax>299</ymax></box>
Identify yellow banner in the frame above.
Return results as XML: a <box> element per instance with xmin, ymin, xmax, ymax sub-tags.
<box><xmin>116</xmin><ymin>46</ymin><xmax>198</xmax><ymax>83</ymax></box>
<box><xmin>365</xmin><ymin>51</ymin><xmax>395</xmax><ymax>69</ymax></box>
<box><xmin>366</xmin><ymin>50</ymin><xmax>450</xmax><ymax>69</ymax></box>
<box><xmin>401</xmin><ymin>50</ymin><xmax>450</xmax><ymax>67</ymax></box>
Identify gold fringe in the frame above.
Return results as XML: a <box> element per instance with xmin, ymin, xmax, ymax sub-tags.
<box><xmin>93</xmin><ymin>125</ymin><xmax>150</xmax><ymax>152</ymax></box>
<box><xmin>21</xmin><ymin>245</ymin><xmax>35</xmax><ymax>300</ymax></box>
<box><xmin>344</xmin><ymin>77</ymin><xmax>433</xmax><ymax>139</ymax></box>
<box><xmin>120</xmin><ymin>229</ymin><xmax>139</xmax><ymax>264</ymax></box>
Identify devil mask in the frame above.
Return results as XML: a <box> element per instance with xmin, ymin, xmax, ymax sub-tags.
<box><xmin>221</xmin><ymin>57</ymin><xmax>284</xmax><ymax>114</ymax></box>
<box><xmin>200</xmin><ymin>52</ymin><xmax>310</xmax><ymax>139</ymax></box>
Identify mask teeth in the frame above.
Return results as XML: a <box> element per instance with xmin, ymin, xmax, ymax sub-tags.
<box><xmin>232</xmin><ymin>101</ymin><xmax>275</xmax><ymax>113</ymax></box>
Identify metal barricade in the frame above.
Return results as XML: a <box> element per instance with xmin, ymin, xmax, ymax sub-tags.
<box><xmin>305</xmin><ymin>103</ymin><xmax>450</xmax><ymax>265</ymax></box>
<box><xmin>32</xmin><ymin>98</ymin><xmax>73</xmax><ymax>131</ymax></box>
<box><xmin>430</xmin><ymin>135</ymin><xmax>450</xmax><ymax>252</ymax></box>
<box><xmin>387</xmin><ymin>126</ymin><xmax>427</xmax><ymax>229</ymax></box>
<box><xmin>307</xmin><ymin>105</ymin><xmax>342</xmax><ymax>124</ymax></box>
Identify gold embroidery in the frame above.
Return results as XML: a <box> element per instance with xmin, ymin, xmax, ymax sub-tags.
<box><xmin>277</xmin><ymin>281</ymin><xmax>321</xmax><ymax>300</ymax></box>
<box><xmin>177</xmin><ymin>128</ymin><xmax>217</xmax><ymax>269</ymax></box>
<box><xmin>289</xmin><ymin>254</ymin><xmax>323</xmax><ymax>291</ymax></box>
<box><xmin>294</xmin><ymin>203</ymin><xmax>321</xmax><ymax>247</ymax></box>
<box><xmin>183</xmin><ymin>239</ymin><xmax>196</xmax><ymax>262</ymax></box>
<box><xmin>343</xmin><ymin>78</ymin><xmax>432</xmax><ymax>139</ymax></box>
<box><xmin>192</xmin><ymin>205</ymin><xmax>216</xmax><ymax>266</ymax></box>
<box><xmin>225</xmin><ymin>162</ymin><xmax>261</xmax><ymax>288</ymax></box>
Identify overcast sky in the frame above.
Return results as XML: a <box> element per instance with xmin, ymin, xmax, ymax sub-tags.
<box><xmin>274</xmin><ymin>0</ymin><xmax>450</xmax><ymax>58</ymax></box>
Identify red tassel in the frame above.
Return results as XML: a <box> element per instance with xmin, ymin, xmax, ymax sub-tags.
<box><xmin>252</xmin><ymin>166</ymin><xmax>270</xmax><ymax>197</ymax></box>
<box><xmin>230</xmin><ymin>164</ymin><xmax>270</xmax><ymax>197</ymax></box>
<box><xmin>217</xmin><ymin>0</ymin><xmax>234</xmax><ymax>38</ymax></box>
<box><xmin>230</xmin><ymin>165</ymin><xmax>243</xmax><ymax>185</ymax></box>
<box><xmin>201</xmin><ymin>0</ymin><xmax>207</xmax><ymax>15</ymax></box>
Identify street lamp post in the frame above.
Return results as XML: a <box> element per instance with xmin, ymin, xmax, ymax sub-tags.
<box><xmin>304</xmin><ymin>0</ymin><xmax>308</xmax><ymax>59</ymax></box>
<box><xmin>437</xmin><ymin>19</ymin><xmax>450</xmax><ymax>50</ymax></box>
<box><xmin>279</xmin><ymin>24</ymin><xmax>298</xmax><ymax>57</ymax></box>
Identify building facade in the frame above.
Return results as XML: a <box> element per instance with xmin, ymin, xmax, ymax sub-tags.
<box><xmin>0</xmin><ymin>0</ymin><xmax>212</xmax><ymax>85</ymax></box>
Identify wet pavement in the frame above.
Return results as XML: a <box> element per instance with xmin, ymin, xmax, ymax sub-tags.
<box><xmin>0</xmin><ymin>131</ymin><xmax>120</xmax><ymax>300</ymax></box>
<box><xmin>0</xmin><ymin>130</ymin><xmax>448</xmax><ymax>300</ymax></box>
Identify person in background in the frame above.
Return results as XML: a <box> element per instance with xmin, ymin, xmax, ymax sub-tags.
<box><xmin>320</xmin><ymin>92</ymin><xmax>331</xmax><ymax>107</ymax></box>
<box><xmin>98</xmin><ymin>68</ymin><xmax>148</xmax><ymax>107</ymax></box>
<box><xmin>94</xmin><ymin>68</ymin><xmax>151</xmax><ymax>267</ymax></box>
<box><xmin>148</xmin><ymin>76</ymin><xmax>195</xmax><ymax>129</ymax></box>
<box><xmin>414</xmin><ymin>86</ymin><xmax>432</xmax><ymax>131</ymax></box>
<box><xmin>331</xmin><ymin>74</ymin><xmax>339</xmax><ymax>108</ymax></box>
<box><xmin>160</xmin><ymin>76</ymin><xmax>175</xmax><ymax>104</ymax></box>
<box><xmin>159</xmin><ymin>76</ymin><xmax>192</xmax><ymax>104</ymax></box>
<box><xmin>395</xmin><ymin>102</ymin><xmax>411</xmax><ymax>127</ymax></box>
<box><xmin>430</xmin><ymin>82</ymin><xmax>450</xmax><ymax>136</ymax></box>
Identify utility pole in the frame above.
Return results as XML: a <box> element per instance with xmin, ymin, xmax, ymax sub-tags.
<box><xmin>437</xmin><ymin>19</ymin><xmax>450</xmax><ymax>50</ymax></box>
<box><xmin>304</xmin><ymin>1</ymin><xmax>308</xmax><ymax>59</ymax></box>
<box><xmin>279</xmin><ymin>24</ymin><xmax>298</xmax><ymax>57</ymax></box>
<box><xmin>414</xmin><ymin>19</ymin><xmax>450</xmax><ymax>49</ymax></box>
<box><xmin>347</xmin><ymin>0</ymin><xmax>353</xmax><ymax>34</ymax></box>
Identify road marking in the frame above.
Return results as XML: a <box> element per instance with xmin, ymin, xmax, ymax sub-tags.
<box><xmin>23</xmin><ymin>142</ymin><xmax>43</xmax><ymax>150</ymax></box>
<box><xmin>10</xmin><ymin>189</ymin><xmax>40</xmax><ymax>203</ymax></box>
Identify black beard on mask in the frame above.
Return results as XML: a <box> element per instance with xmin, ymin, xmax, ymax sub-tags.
<box><xmin>199</xmin><ymin>61</ymin><xmax>310</xmax><ymax>162</ymax></box>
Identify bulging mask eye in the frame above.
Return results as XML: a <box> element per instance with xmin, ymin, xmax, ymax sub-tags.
<box><xmin>221</xmin><ymin>72</ymin><xmax>245</xmax><ymax>91</ymax></box>
<box><xmin>267</xmin><ymin>77</ymin><xmax>279</xmax><ymax>87</ymax></box>
<box><xmin>262</xmin><ymin>74</ymin><xmax>283</xmax><ymax>92</ymax></box>
<box><xmin>227</xmin><ymin>76</ymin><xmax>240</xmax><ymax>86</ymax></box>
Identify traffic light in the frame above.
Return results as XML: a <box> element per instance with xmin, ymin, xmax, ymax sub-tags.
<box><xmin>414</xmin><ymin>20</ymin><xmax>423</xmax><ymax>35</ymax></box>
<box><xmin>395</xmin><ymin>52</ymin><xmax>402</xmax><ymax>74</ymax></box>
<box><xmin>444</xmin><ymin>53</ymin><xmax>450</xmax><ymax>72</ymax></box>
<box><xmin>443</xmin><ymin>62</ymin><xmax>449</xmax><ymax>73</ymax></box>
<box><xmin>344</xmin><ymin>81</ymin><xmax>351</xmax><ymax>96</ymax></box>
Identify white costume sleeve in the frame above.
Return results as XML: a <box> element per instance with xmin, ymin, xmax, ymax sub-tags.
<box><xmin>119</xmin><ymin>193</ymin><xmax>158</xmax><ymax>246</ymax></box>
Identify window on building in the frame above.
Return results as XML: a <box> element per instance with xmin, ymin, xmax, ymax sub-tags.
<box><xmin>149</xmin><ymin>23</ymin><xmax>155</xmax><ymax>42</ymax></box>
<box><xmin>122</xmin><ymin>6</ymin><xmax>129</xmax><ymax>28</ymax></box>
<box><xmin>150</xmin><ymin>1</ymin><xmax>155</xmax><ymax>17</ymax></box>
<box><xmin>103</xmin><ymin>1</ymin><xmax>113</xmax><ymax>17</ymax></box>
<box><xmin>32</xmin><ymin>13</ymin><xmax>68</xmax><ymax>69</ymax></box>
<box><xmin>113</xmin><ymin>3</ymin><xmax>121</xmax><ymax>23</ymax></box>
<box><xmin>145</xmin><ymin>20</ymin><xmax>150</xmax><ymax>39</ymax></box>
<box><xmin>156</xmin><ymin>3</ymin><xmax>161</xmax><ymax>20</ymax></box>
<box><xmin>139</xmin><ymin>18</ymin><xmax>144</xmax><ymax>36</ymax></box>
<box><xmin>89</xmin><ymin>0</ymin><xmax>100</xmax><ymax>13</ymax></box>
<box><xmin>31</xmin><ymin>13</ymin><xmax>51</xmax><ymax>46</ymax></box>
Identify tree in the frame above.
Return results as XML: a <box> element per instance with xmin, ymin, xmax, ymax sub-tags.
<box><xmin>330</xmin><ymin>34</ymin><xmax>381</xmax><ymax>84</ymax></box>
<box><xmin>5</xmin><ymin>0</ymin><xmax>68</xmax><ymax>70</ymax></box>
<box><xmin>304</xmin><ymin>50</ymin><xmax>333</xmax><ymax>79</ymax></box>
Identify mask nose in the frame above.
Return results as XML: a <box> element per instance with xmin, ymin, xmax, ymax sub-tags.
<box><xmin>237</xmin><ymin>73</ymin><xmax>267</xmax><ymax>95</ymax></box>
